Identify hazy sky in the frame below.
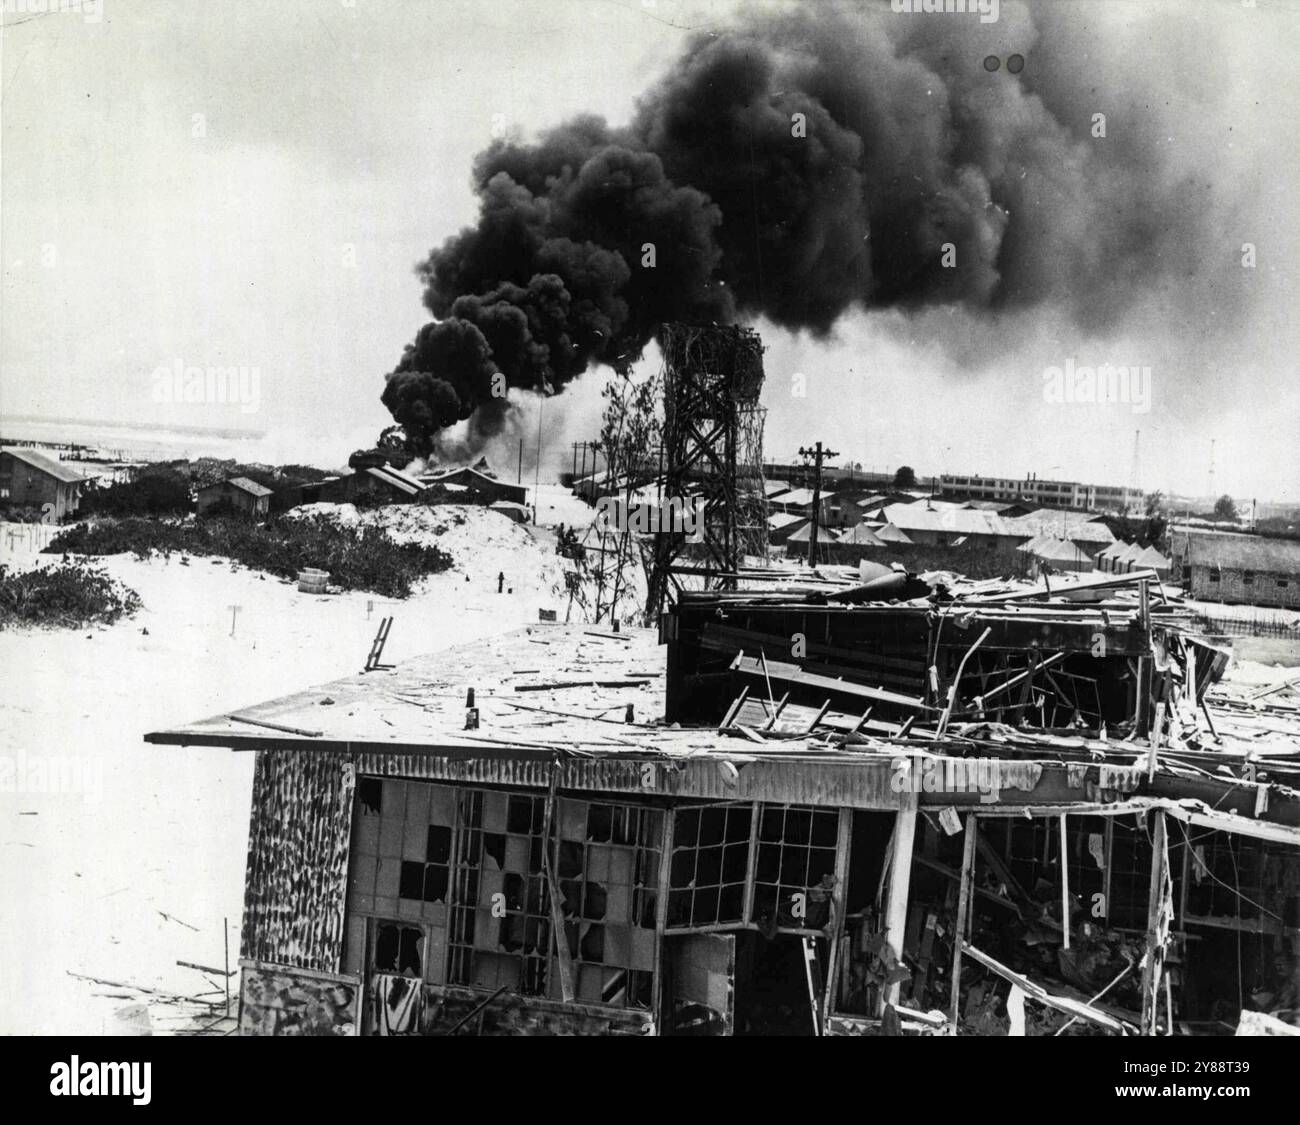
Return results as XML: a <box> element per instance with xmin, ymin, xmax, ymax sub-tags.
<box><xmin>2</xmin><ymin>0</ymin><xmax>1297</xmax><ymax>501</ymax></box>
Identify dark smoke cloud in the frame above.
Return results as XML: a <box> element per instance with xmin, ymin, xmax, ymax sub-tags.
<box><xmin>383</xmin><ymin>2</ymin><xmax>1232</xmax><ymax>453</ymax></box>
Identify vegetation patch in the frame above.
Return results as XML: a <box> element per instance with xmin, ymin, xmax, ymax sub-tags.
<box><xmin>0</xmin><ymin>560</ymin><xmax>142</xmax><ymax>629</ymax></box>
<box><xmin>46</xmin><ymin>515</ymin><xmax>453</xmax><ymax>598</ymax></box>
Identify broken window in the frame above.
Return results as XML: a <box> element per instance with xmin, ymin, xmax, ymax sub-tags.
<box><xmin>348</xmin><ymin>779</ymin><xmax>458</xmax><ymax>983</ymax></box>
<box><xmin>351</xmin><ymin>781</ymin><xmax>852</xmax><ymax>1010</ymax></box>
<box><xmin>372</xmin><ymin>920</ymin><xmax>423</xmax><ymax>977</ymax></box>
<box><xmin>752</xmin><ymin>805</ymin><xmax>838</xmax><ymax>930</ymax></box>
<box><xmin>358</xmin><ymin>776</ymin><xmax>382</xmax><ymax>815</ymax></box>
<box><xmin>443</xmin><ymin>788</ymin><xmax>661</xmax><ymax>1008</ymax></box>
<box><xmin>1182</xmin><ymin>830</ymin><xmax>1283</xmax><ymax>925</ymax></box>
<box><xmin>558</xmin><ymin>800</ymin><xmax>662</xmax><ymax>1006</ymax></box>
<box><xmin>666</xmin><ymin>802</ymin><xmax>840</xmax><ymax>935</ymax></box>
<box><xmin>1105</xmin><ymin>818</ymin><xmax>1161</xmax><ymax>929</ymax></box>
<box><xmin>668</xmin><ymin>802</ymin><xmax>752</xmax><ymax>928</ymax></box>
<box><xmin>1003</xmin><ymin>815</ymin><xmax>1110</xmax><ymax>926</ymax></box>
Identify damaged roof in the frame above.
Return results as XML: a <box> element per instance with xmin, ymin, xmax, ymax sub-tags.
<box><xmin>365</xmin><ymin>465</ymin><xmax>422</xmax><ymax>496</ymax></box>
<box><xmin>144</xmin><ymin>606</ymin><xmax>1300</xmax><ymax>837</ymax></box>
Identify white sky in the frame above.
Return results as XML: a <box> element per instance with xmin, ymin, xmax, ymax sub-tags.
<box><xmin>2</xmin><ymin>0</ymin><xmax>1297</xmax><ymax>502</ymax></box>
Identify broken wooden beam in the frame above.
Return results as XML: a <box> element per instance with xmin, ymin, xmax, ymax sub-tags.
<box><xmin>730</xmin><ymin>653</ymin><xmax>937</xmax><ymax>712</ymax></box>
<box><xmin>949</xmin><ymin>813</ymin><xmax>977</xmax><ymax>1025</ymax></box>
<box><xmin>961</xmin><ymin>944</ymin><xmax>1133</xmax><ymax>1034</ymax></box>
<box><xmin>971</xmin><ymin>652</ymin><xmax>1067</xmax><ymax>708</ymax></box>
<box><xmin>935</xmin><ymin>626</ymin><xmax>992</xmax><ymax>735</ymax></box>
<box><xmin>880</xmin><ymin>797</ymin><xmax>918</xmax><ymax>1017</ymax></box>
<box><xmin>228</xmin><ymin>714</ymin><xmax>323</xmax><ymax>737</ymax></box>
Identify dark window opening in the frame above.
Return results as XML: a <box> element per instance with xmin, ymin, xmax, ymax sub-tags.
<box><xmin>734</xmin><ymin>932</ymin><xmax>819</xmax><ymax>1036</ymax></box>
<box><xmin>483</xmin><ymin>832</ymin><xmax>506</xmax><ymax>869</ymax></box>
<box><xmin>358</xmin><ymin>777</ymin><xmax>382</xmax><ymax>815</ymax></box>
<box><xmin>427</xmin><ymin>825</ymin><xmax>451</xmax><ymax>864</ymax></box>
<box><xmin>373</xmin><ymin>921</ymin><xmax>422</xmax><ymax>977</ymax></box>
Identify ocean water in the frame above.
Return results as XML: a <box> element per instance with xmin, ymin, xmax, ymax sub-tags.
<box><xmin>0</xmin><ymin>415</ymin><xmax>374</xmax><ymax>473</ymax></box>
<box><xmin>0</xmin><ymin>416</ymin><xmax>266</xmax><ymax>462</ymax></box>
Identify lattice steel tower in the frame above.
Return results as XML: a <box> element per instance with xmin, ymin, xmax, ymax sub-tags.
<box><xmin>643</xmin><ymin>323</ymin><xmax>769</xmax><ymax>624</ymax></box>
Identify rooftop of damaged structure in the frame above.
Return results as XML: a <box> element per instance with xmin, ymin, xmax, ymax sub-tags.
<box><xmin>149</xmin><ymin>568</ymin><xmax>1299</xmax><ymax>821</ymax></box>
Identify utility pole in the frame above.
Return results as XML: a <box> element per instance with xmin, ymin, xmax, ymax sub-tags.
<box><xmin>533</xmin><ymin>397</ymin><xmax>544</xmax><ymax>524</ymax></box>
<box><xmin>798</xmin><ymin>441</ymin><xmax>838</xmax><ymax>567</ymax></box>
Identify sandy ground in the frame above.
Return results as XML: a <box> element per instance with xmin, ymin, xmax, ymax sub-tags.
<box><xmin>0</xmin><ymin>501</ymin><xmax>582</xmax><ymax>1035</ymax></box>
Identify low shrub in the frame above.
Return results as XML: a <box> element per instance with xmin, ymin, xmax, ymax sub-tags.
<box><xmin>47</xmin><ymin>514</ymin><xmax>453</xmax><ymax>598</ymax></box>
<box><xmin>0</xmin><ymin>561</ymin><xmax>142</xmax><ymax>629</ymax></box>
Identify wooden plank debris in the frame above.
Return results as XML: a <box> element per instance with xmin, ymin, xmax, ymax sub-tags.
<box><xmin>962</xmin><ymin>945</ymin><xmax>1134</xmax><ymax>1034</ymax></box>
<box><xmin>228</xmin><ymin>714</ymin><xmax>323</xmax><ymax>738</ymax></box>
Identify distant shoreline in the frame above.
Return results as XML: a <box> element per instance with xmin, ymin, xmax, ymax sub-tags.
<box><xmin>0</xmin><ymin>413</ymin><xmax>266</xmax><ymax>441</ymax></box>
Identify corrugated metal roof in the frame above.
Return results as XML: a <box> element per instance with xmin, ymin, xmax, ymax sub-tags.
<box><xmin>874</xmin><ymin>523</ymin><xmax>913</xmax><ymax>544</ymax></box>
<box><xmin>228</xmin><ymin>476</ymin><xmax>273</xmax><ymax>497</ymax></box>
<box><xmin>1033</xmin><ymin>536</ymin><xmax>1093</xmax><ymax>563</ymax></box>
<box><xmin>1131</xmin><ymin>545</ymin><xmax>1171</xmax><ymax>568</ymax></box>
<box><xmin>365</xmin><ymin>466</ymin><xmax>420</xmax><ymax>496</ymax></box>
<box><xmin>786</xmin><ymin>521</ymin><xmax>836</xmax><ymax>543</ymax></box>
<box><xmin>837</xmin><ymin>524</ymin><xmax>886</xmax><ymax>546</ymax></box>
<box><xmin>1002</xmin><ymin>511</ymin><xmax>1116</xmax><ymax>545</ymax></box>
<box><xmin>1</xmin><ymin>446</ymin><xmax>86</xmax><ymax>485</ymax></box>
<box><xmin>772</xmin><ymin>487</ymin><xmax>828</xmax><ymax>507</ymax></box>
<box><xmin>423</xmin><ymin>465</ymin><xmax>518</xmax><ymax>490</ymax></box>
<box><xmin>1184</xmin><ymin>532</ymin><xmax>1300</xmax><ymax>574</ymax></box>
<box><xmin>880</xmin><ymin>503</ymin><xmax>1016</xmax><ymax>537</ymax></box>
<box><xmin>375</xmin><ymin>464</ymin><xmax>425</xmax><ymax>491</ymax></box>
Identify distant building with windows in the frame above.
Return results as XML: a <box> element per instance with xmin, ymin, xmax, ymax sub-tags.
<box><xmin>0</xmin><ymin>446</ymin><xmax>85</xmax><ymax>520</ymax></box>
<box><xmin>939</xmin><ymin>472</ymin><xmax>1143</xmax><ymax>514</ymax></box>
<box><xmin>1169</xmin><ymin>530</ymin><xmax>1300</xmax><ymax>609</ymax></box>
<box><xmin>196</xmin><ymin>476</ymin><xmax>273</xmax><ymax>517</ymax></box>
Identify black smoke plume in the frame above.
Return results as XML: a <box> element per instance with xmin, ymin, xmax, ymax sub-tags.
<box><xmin>383</xmin><ymin>3</ymin><xmax>1224</xmax><ymax>454</ymax></box>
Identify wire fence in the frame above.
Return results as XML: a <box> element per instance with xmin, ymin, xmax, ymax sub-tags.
<box><xmin>1</xmin><ymin>522</ymin><xmax>56</xmax><ymax>554</ymax></box>
<box><xmin>1192</xmin><ymin>610</ymin><xmax>1300</xmax><ymax>639</ymax></box>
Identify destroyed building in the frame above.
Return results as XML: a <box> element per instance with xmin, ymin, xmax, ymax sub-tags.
<box><xmin>146</xmin><ymin>565</ymin><xmax>1300</xmax><ymax>1036</ymax></box>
